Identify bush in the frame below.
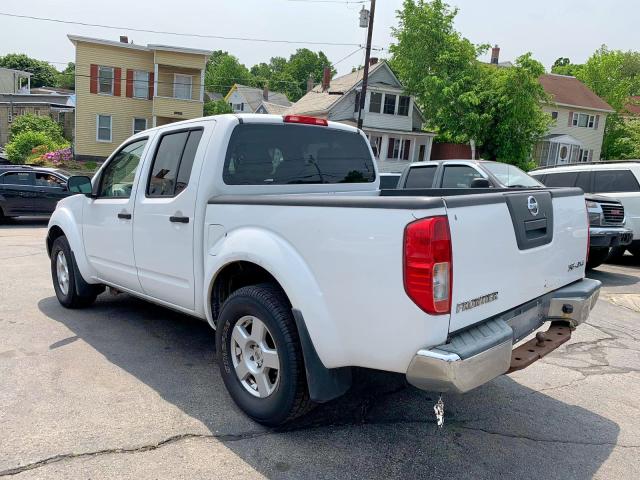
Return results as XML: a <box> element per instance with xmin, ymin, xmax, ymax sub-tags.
<box><xmin>9</xmin><ymin>114</ymin><xmax>65</xmax><ymax>143</ymax></box>
<box><xmin>5</xmin><ymin>131</ymin><xmax>68</xmax><ymax>163</ymax></box>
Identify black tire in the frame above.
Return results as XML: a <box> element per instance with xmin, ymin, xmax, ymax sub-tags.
<box><xmin>608</xmin><ymin>246</ymin><xmax>627</xmax><ymax>261</ymax></box>
<box><xmin>216</xmin><ymin>283</ymin><xmax>312</xmax><ymax>426</ymax></box>
<box><xmin>51</xmin><ymin>236</ymin><xmax>98</xmax><ymax>308</ymax></box>
<box><xmin>586</xmin><ymin>247</ymin><xmax>610</xmax><ymax>269</ymax></box>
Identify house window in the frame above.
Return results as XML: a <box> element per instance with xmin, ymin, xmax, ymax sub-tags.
<box><xmin>369</xmin><ymin>92</ymin><xmax>382</xmax><ymax>113</ymax></box>
<box><xmin>551</xmin><ymin>111</ymin><xmax>558</xmax><ymax>120</ymax></box>
<box><xmin>572</xmin><ymin>113</ymin><xmax>595</xmax><ymax>128</ymax></box>
<box><xmin>398</xmin><ymin>96</ymin><xmax>410</xmax><ymax>116</ymax></box>
<box><xmin>133</xmin><ymin>71</ymin><xmax>149</xmax><ymax>99</ymax></box>
<box><xmin>174</xmin><ymin>74</ymin><xmax>192</xmax><ymax>100</ymax></box>
<box><xmin>133</xmin><ymin>118</ymin><xmax>147</xmax><ymax>134</ymax></box>
<box><xmin>98</xmin><ymin>66</ymin><xmax>114</xmax><ymax>95</ymax></box>
<box><xmin>232</xmin><ymin>103</ymin><xmax>244</xmax><ymax>111</ymax></box>
<box><xmin>579</xmin><ymin>149</ymin><xmax>591</xmax><ymax>162</ymax></box>
<box><xmin>96</xmin><ymin>114</ymin><xmax>112</xmax><ymax>142</ymax></box>
<box><xmin>384</xmin><ymin>94</ymin><xmax>397</xmax><ymax>115</ymax></box>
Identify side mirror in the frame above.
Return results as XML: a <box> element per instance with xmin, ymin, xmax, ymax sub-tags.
<box><xmin>67</xmin><ymin>175</ymin><xmax>93</xmax><ymax>195</ymax></box>
<box><xmin>470</xmin><ymin>178</ymin><xmax>491</xmax><ymax>188</ymax></box>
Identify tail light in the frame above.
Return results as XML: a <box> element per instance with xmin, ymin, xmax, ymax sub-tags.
<box><xmin>403</xmin><ymin>216</ymin><xmax>452</xmax><ymax>314</ymax></box>
<box><xmin>283</xmin><ymin>115</ymin><xmax>328</xmax><ymax>126</ymax></box>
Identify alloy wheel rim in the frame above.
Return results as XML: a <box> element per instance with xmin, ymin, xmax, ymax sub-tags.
<box><xmin>56</xmin><ymin>251</ymin><xmax>69</xmax><ymax>296</ymax></box>
<box><xmin>231</xmin><ymin>315</ymin><xmax>280</xmax><ymax>398</ymax></box>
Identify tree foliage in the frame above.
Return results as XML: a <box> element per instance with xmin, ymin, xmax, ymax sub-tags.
<box><xmin>10</xmin><ymin>113</ymin><xmax>65</xmax><ymax>143</ymax></box>
<box><xmin>56</xmin><ymin>62</ymin><xmax>75</xmax><ymax>90</ymax></box>
<box><xmin>204</xmin><ymin>99</ymin><xmax>233</xmax><ymax>116</ymax></box>
<box><xmin>389</xmin><ymin>0</ymin><xmax>549</xmax><ymax>167</ymax></box>
<box><xmin>551</xmin><ymin>57</ymin><xmax>583</xmax><ymax>77</ymax></box>
<box><xmin>0</xmin><ymin>53</ymin><xmax>60</xmax><ymax>88</ymax></box>
<box><xmin>205</xmin><ymin>51</ymin><xmax>253</xmax><ymax>96</ymax></box>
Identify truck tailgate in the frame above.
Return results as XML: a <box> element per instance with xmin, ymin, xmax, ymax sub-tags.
<box><xmin>444</xmin><ymin>188</ymin><xmax>588</xmax><ymax>333</ymax></box>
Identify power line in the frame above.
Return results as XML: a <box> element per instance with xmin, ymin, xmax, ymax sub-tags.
<box><xmin>0</xmin><ymin>12</ymin><xmax>361</xmax><ymax>47</ymax></box>
<box><xmin>282</xmin><ymin>0</ymin><xmax>366</xmax><ymax>4</ymax></box>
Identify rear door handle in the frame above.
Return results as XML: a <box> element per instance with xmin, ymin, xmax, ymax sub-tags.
<box><xmin>169</xmin><ymin>215</ymin><xmax>189</xmax><ymax>223</ymax></box>
<box><xmin>117</xmin><ymin>212</ymin><xmax>132</xmax><ymax>220</ymax></box>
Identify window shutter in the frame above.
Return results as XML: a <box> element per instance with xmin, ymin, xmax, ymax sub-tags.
<box><xmin>90</xmin><ymin>64</ymin><xmax>98</xmax><ymax>94</ymax></box>
<box><xmin>113</xmin><ymin>67</ymin><xmax>122</xmax><ymax>96</ymax></box>
<box><xmin>568</xmin><ymin>111</ymin><xmax>574</xmax><ymax>127</ymax></box>
<box><xmin>126</xmin><ymin>69</ymin><xmax>133</xmax><ymax>98</ymax></box>
<box><xmin>594</xmin><ymin>114</ymin><xmax>600</xmax><ymax>129</ymax></box>
<box><xmin>148</xmin><ymin>72</ymin><xmax>154</xmax><ymax>100</ymax></box>
<box><xmin>588</xmin><ymin>150</ymin><xmax>593</xmax><ymax>162</ymax></box>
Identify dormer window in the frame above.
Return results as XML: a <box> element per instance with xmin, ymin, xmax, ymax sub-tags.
<box><xmin>369</xmin><ymin>92</ymin><xmax>382</xmax><ymax>113</ymax></box>
<box><xmin>398</xmin><ymin>96</ymin><xmax>410</xmax><ymax>116</ymax></box>
<box><xmin>383</xmin><ymin>94</ymin><xmax>396</xmax><ymax>114</ymax></box>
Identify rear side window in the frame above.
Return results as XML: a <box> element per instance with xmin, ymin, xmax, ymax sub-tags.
<box><xmin>405</xmin><ymin>165</ymin><xmax>436</xmax><ymax>188</ymax></box>
<box><xmin>542</xmin><ymin>172</ymin><xmax>578</xmax><ymax>187</ymax></box>
<box><xmin>593</xmin><ymin>170</ymin><xmax>640</xmax><ymax>193</ymax></box>
<box><xmin>1</xmin><ymin>172</ymin><xmax>34</xmax><ymax>186</ymax></box>
<box><xmin>147</xmin><ymin>129</ymin><xmax>203</xmax><ymax>197</ymax></box>
<box><xmin>379</xmin><ymin>175</ymin><xmax>400</xmax><ymax>189</ymax></box>
<box><xmin>223</xmin><ymin>124</ymin><xmax>375</xmax><ymax>185</ymax></box>
<box><xmin>441</xmin><ymin>165</ymin><xmax>483</xmax><ymax>188</ymax></box>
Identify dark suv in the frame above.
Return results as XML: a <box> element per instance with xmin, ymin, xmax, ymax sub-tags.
<box><xmin>0</xmin><ymin>165</ymin><xmax>72</xmax><ymax>219</ymax></box>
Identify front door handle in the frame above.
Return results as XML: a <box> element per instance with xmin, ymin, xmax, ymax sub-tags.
<box><xmin>169</xmin><ymin>215</ymin><xmax>189</xmax><ymax>223</ymax></box>
<box><xmin>117</xmin><ymin>212</ymin><xmax>132</xmax><ymax>220</ymax></box>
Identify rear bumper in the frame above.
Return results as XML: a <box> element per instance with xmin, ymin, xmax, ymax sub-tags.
<box><xmin>590</xmin><ymin>226</ymin><xmax>633</xmax><ymax>248</ymax></box>
<box><xmin>406</xmin><ymin>278</ymin><xmax>601</xmax><ymax>394</ymax></box>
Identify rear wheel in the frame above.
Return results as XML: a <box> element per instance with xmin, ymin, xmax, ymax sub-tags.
<box><xmin>629</xmin><ymin>244</ymin><xmax>640</xmax><ymax>257</ymax></box>
<box><xmin>51</xmin><ymin>236</ymin><xmax>99</xmax><ymax>308</ymax></box>
<box><xmin>216</xmin><ymin>283</ymin><xmax>312</xmax><ymax>426</ymax></box>
<box><xmin>586</xmin><ymin>247</ymin><xmax>610</xmax><ymax>269</ymax></box>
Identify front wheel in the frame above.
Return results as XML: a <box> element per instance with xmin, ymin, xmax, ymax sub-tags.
<box><xmin>586</xmin><ymin>247</ymin><xmax>610</xmax><ymax>269</ymax></box>
<box><xmin>51</xmin><ymin>236</ymin><xmax>98</xmax><ymax>308</ymax></box>
<box><xmin>216</xmin><ymin>283</ymin><xmax>312</xmax><ymax>426</ymax></box>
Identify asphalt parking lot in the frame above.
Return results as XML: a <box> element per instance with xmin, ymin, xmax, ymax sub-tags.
<box><xmin>1</xmin><ymin>218</ymin><xmax>639</xmax><ymax>479</ymax></box>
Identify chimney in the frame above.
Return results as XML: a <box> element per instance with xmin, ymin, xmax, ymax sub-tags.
<box><xmin>119</xmin><ymin>35</ymin><xmax>129</xmax><ymax>43</ymax></box>
<box><xmin>306</xmin><ymin>74</ymin><xmax>314</xmax><ymax>93</ymax></box>
<box><xmin>369</xmin><ymin>57</ymin><xmax>379</xmax><ymax>66</ymax></box>
<box><xmin>491</xmin><ymin>44</ymin><xmax>500</xmax><ymax>65</ymax></box>
<box><xmin>263</xmin><ymin>83</ymin><xmax>269</xmax><ymax>101</ymax></box>
<box><xmin>322</xmin><ymin>66</ymin><xmax>331</xmax><ymax>92</ymax></box>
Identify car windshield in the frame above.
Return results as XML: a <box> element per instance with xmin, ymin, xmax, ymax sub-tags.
<box><xmin>483</xmin><ymin>162</ymin><xmax>543</xmax><ymax>188</ymax></box>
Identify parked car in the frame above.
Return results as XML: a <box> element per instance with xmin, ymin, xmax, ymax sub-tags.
<box><xmin>397</xmin><ymin>160</ymin><xmax>633</xmax><ymax>268</ymax></box>
<box><xmin>530</xmin><ymin>162</ymin><xmax>640</xmax><ymax>258</ymax></box>
<box><xmin>0</xmin><ymin>165</ymin><xmax>72</xmax><ymax>219</ymax></box>
<box><xmin>47</xmin><ymin>114</ymin><xmax>599</xmax><ymax>426</ymax></box>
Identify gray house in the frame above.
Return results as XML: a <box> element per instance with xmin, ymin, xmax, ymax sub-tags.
<box><xmin>224</xmin><ymin>84</ymin><xmax>291</xmax><ymax>114</ymax></box>
<box><xmin>288</xmin><ymin>59</ymin><xmax>434</xmax><ymax>172</ymax></box>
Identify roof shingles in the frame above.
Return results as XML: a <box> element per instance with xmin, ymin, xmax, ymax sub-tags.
<box><xmin>539</xmin><ymin>74</ymin><xmax>614</xmax><ymax>112</ymax></box>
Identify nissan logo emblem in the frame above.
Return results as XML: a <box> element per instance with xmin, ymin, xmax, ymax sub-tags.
<box><xmin>527</xmin><ymin>196</ymin><xmax>539</xmax><ymax>216</ymax></box>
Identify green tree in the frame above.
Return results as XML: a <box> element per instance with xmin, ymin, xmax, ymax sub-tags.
<box><xmin>480</xmin><ymin>54</ymin><xmax>551</xmax><ymax>167</ymax></box>
<box><xmin>205</xmin><ymin>51</ymin><xmax>253</xmax><ymax>96</ymax></box>
<box><xmin>0</xmin><ymin>53</ymin><xmax>60</xmax><ymax>88</ymax></box>
<box><xmin>56</xmin><ymin>62</ymin><xmax>75</xmax><ymax>90</ymax></box>
<box><xmin>389</xmin><ymin>0</ymin><xmax>489</xmax><ymax>148</ymax></box>
<box><xmin>10</xmin><ymin>113</ymin><xmax>65</xmax><ymax>143</ymax></box>
<box><xmin>281</xmin><ymin>49</ymin><xmax>334</xmax><ymax>101</ymax></box>
<box><xmin>551</xmin><ymin>57</ymin><xmax>583</xmax><ymax>77</ymax></box>
<box><xmin>204</xmin><ymin>99</ymin><xmax>233</xmax><ymax>116</ymax></box>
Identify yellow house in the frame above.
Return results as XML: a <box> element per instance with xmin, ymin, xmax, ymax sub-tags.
<box><xmin>68</xmin><ymin>35</ymin><xmax>211</xmax><ymax>160</ymax></box>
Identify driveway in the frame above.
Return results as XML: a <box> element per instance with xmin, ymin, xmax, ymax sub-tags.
<box><xmin>1</xmin><ymin>218</ymin><xmax>639</xmax><ymax>479</ymax></box>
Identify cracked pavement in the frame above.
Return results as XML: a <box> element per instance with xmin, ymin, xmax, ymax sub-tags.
<box><xmin>1</xmin><ymin>218</ymin><xmax>639</xmax><ymax>479</ymax></box>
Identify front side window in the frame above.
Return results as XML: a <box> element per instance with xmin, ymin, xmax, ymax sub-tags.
<box><xmin>98</xmin><ymin>66</ymin><xmax>114</xmax><ymax>95</ymax></box>
<box><xmin>35</xmin><ymin>173</ymin><xmax>65</xmax><ymax>188</ymax></box>
<box><xmin>98</xmin><ymin>139</ymin><xmax>147</xmax><ymax>198</ymax></box>
<box><xmin>369</xmin><ymin>92</ymin><xmax>382</xmax><ymax>113</ymax></box>
<box><xmin>383</xmin><ymin>94</ymin><xmax>397</xmax><ymax>115</ymax></box>
<box><xmin>133</xmin><ymin>70</ymin><xmax>149</xmax><ymax>99</ymax></box>
<box><xmin>441</xmin><ymin>165</ymin><xmax>484</xmax><ymax>188</ymax></box>
<box><xmin>97</xmin><ymin>115</ymin><xmax>112</xmax><ymax>142</ymax></box>
<box><xmin>174</xmin><ymin>74</ymin><xmax>192</xmax><ymax>100</ymax></box>
<box><xmin>405</xmin><ymin>165</ymin><xmax>436</xmax><ymax>188</ymax></box>
<box><xmin>147</xmin><ymin>129</ymin><xmax>203</xmax><ymax>197</ymax></box>
<box><xmin>223</xmin><ymin>124</ymin><xmax>375</xmax><ymax>185</ymax></box>
<box><xmin>593</xmin><ymin>170</ymin><xmax>640</xmax><ymax>193</ymax></box>
<box><xmin>133</xmin><ymin>118</ymin><xmax>147</xmax><ymax>134</ymax></box>
<box><xmin>398</xmin><ymin>96</ymin><xmax>410</xmax><ymax>116</ymax></box>
<box><xmin>482</xmin><ymin>162</ymin><xmax>542</xmax><ymax>188</ymax></box>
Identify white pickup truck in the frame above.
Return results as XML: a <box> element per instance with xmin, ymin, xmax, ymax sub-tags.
<box><xmin>47</xmin><ymin>114</ymin><xmax>600</xmax><ymax>425</ymax></box>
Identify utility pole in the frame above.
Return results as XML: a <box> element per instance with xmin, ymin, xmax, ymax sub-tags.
<box><xmin>357</xmin><ymin>0</ymin><xmax>376</xmax><ymax>130</ymax></box>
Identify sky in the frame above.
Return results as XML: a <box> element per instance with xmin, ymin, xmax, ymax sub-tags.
<box><xmin>0</xmin><ymin>0</ymin><xmax>639</xmax><ymax>77</ymax></box>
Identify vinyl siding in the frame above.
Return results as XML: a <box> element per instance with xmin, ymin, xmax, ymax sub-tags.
<box><xmin>544</xmin><ymin>105</ymin><xmax>607</xmax><ymax>160</ymax></box>
<box><xmin>75</xmin><ymin>41</ymin><xmax>154</xmax><ymax>157</ymax></box>
<box><xmin>156</xmin><ymin>66</ymin><xmax>201</xmax><ymax>101</ymax></box>
<box><xmin>154</xmin><ymin>50</ymin><xmax>206</xmax><ymax>71</ymax></box>
<box><xmin>329</xmin><ymin>90</ymin><xmax>357</xmax><ymax>121</ymax></box>
<box><xmin>153</xmin><ymin>96</ymin><xmax>202</xmax><ymax>120</ymax></box>
<box><xmin>227</xmin><ymin>90</ymin><xmax>250</xmax><ymax>112</ymax></box>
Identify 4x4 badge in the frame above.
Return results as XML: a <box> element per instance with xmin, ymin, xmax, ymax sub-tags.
<box><xmin>527</xmin><ymin>196</ymin><xmax>539</xmax><ymax>216</ymax></box>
